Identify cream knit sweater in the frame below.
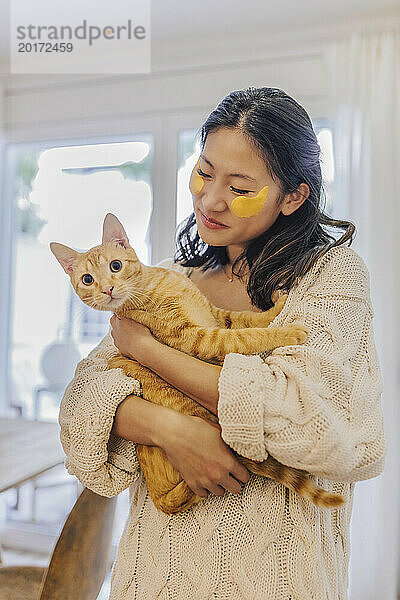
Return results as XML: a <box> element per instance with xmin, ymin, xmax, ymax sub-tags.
<box><xmin>59</xmin><ymin>245</ymin><xmax>386</xmax><ymax>600</ymax></box>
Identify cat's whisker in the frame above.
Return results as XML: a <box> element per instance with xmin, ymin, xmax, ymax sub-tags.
<box><xmin>123</xmin><ymin>288</ymin><xmax>142</xmax><ymax>305</ymax></box>
<box><xmin>124</xmin><ymin>287</ymin><xmax>157</xmax><ymax>310</ymax></box>
<box><xmin>123</xmin><ymin>280</ymin><xmax>149</xmax><ymax>299</ymax></box>
<box><xmin>141</xmin><ymin>291</ymin><xmax>159</xmax><ymax>310</ymax></box>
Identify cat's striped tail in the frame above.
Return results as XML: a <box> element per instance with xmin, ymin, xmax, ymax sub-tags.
<box><xmin>239</xmin><ymin>454</ymin><xmax>345</xmax><ymax>509</ymax></box>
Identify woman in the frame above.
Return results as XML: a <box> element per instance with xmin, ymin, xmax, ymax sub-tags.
<box><xmin>59</xmin><ymin>87</ymin><xmax>386</xmax><ymax>600</ymax></box>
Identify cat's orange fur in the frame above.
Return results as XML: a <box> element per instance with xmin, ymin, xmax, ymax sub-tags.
<box><xmin>51</xmin><ymin>213</ymin><xmax>345</xmax><ymax>513</ymax></box>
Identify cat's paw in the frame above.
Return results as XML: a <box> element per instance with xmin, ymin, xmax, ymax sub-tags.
<box><xmin>108</xmin><ymin>355</ymin><xmax>137</xmax><ymax>371</ymax></box>
<box><xmin>108</xmin><ymin>355</ymin><xmax>125</xmax><ymax>370</ymax></box>
<box><xmin>280</xmin><ymin>322</ymin><xmax>309</xmax><ymax>345</ymax></box>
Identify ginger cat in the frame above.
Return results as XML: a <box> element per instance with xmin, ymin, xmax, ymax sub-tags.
<box><xmin>51</xmin><ymin>213</ymin><xmax>345</xmax><ymax>513</ymax></box>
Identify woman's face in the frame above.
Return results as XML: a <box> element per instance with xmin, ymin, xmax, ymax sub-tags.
<box><xmin>192</xmin><ymin>127</ymin><xmax>285</xmax><ymax>250</ymax></box>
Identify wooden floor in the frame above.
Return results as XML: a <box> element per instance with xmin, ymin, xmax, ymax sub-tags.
<box><xmin>0</xmin><ymin>463</ymin><xmax>131</xmax><ymax>600</ymax></box>
<box><xmin>1</xmin><ymin>548</ymin><xmax>112</xmax><ymax>599</ymax></box>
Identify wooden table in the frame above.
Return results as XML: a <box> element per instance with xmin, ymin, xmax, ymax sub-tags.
<box><xmin>0</xmin><ymin>418</ymin><xmax>65</xmax><ymax>493</ymax></box>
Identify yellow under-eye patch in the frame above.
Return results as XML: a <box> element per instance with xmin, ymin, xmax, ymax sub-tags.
<box><xmin>189</xmin><ymin>157</ymin><xmax>269</xmax><ymax>217</ymax></box>
<box><xmin>231</xmin><ymin>184</ymin><xmax>270</xmax><ymax>218</ymax></box>
<box><xmin>189</xmin><ymin>158</ymin><xmax>204</xmax><ymax>194</ymax></box>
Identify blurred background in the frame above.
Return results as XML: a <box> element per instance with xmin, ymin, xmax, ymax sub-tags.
<box><xmin>0</xmin><ymin>1</ymin><xmax>399</xmax><ymax>598</ymax></box>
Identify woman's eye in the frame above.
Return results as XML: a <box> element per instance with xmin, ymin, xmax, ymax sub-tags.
<box><xmin>230</xmin><ymin>186</ymin><xmax>252</xmax><ymax>195</ymax></box>
<box><xmin>197</xmin><ymin>167</ymin><xmax>252</xmax><ymax>195</ymax></box>
<box><xmin>82</xmin><ymin>274</ymin><xmax>93</xmax><ymax>285</ymax></box>
<box><xmin>197</xmin><ymin>167</ymin><xmax>251</xmax><ymax>194</ymax></box>
<box><xmin>110</xmin><ymin>260</ymin><xmax>122</xmax><ymax>272</ymax></box>
<box><xmin>197</xmin><ymin>168</ymin><xmax>211</xmax><ymax>178</ymax></box>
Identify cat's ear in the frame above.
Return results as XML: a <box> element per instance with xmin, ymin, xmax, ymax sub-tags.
<box><xmin>102</xmin><ymin>213</ymin><xmax>130</xmax><ymax>248</ymax></box>
<box><xmin>50</xmin><ymin>242</ymin><xmax>79</xmax><ymax>275</ymax></box>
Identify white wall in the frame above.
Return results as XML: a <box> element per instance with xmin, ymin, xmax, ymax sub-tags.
<box><xmin>2</xmin><ymin>12</ymin><xmax>397</xmax><ymax>138</ymax></box>
<box><xmin>2</xmin><ymin>25</ymin><xmax>335</xmax><ymax>138</ymax></box>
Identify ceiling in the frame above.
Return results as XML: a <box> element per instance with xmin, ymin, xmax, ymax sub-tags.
<box><xmin>151</xmin><ymin>0</ymin><xmax>399</xmax><ymax>40</ymax></box>
<box><xmin>0</xmin><ymin>0</ymin><xmax>398</xmax><ymax>70</ymax></box>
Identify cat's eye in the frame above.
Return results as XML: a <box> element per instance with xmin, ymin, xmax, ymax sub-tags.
<box><xmin>82</xmin><ymin>274</ymin><xmax>93</xmax><ymax>285</ymax></box>
<box><xmin>110</xmin><ymin>260</ymin><xmax>122</xmax><ymax>272</ymax></box>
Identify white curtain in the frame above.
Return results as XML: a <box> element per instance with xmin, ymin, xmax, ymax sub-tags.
<box><xmin>325</xmin><ymin>22</ymin><xmax>400</xmax><ymax>600</ymax></box>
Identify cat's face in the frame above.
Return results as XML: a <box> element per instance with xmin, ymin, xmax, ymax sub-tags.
<box><xmin>69</xmin><ymin>243</ymin><xmax>141</xmax><ymax>311</ymax></box>
<box><xmin>50</xmin><ymin>212</ymin><xmax>143</xmax><ymax>312</ymax></box>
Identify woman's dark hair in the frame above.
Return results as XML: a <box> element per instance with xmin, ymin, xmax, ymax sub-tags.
<box><xmin>174</xmin><ymin>86</ymin><xmax>356</xmax><ymax>310</ymax></box>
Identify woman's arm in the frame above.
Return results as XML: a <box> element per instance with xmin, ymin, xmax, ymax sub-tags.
<box><xmin>112</xmin><ymin>380</ymin><xmax>252</xmax><ymax>499</ymax></box>
<box><xmin>111</xmin><ymin>392</ymin><xmax>182</xmax><ymax>444</ymax></box>
<box><xmin>110</xmin><ymin>314</ymin><xmax>221</xmax><ymax>415</ymax></box>
<box><xmin>59</xmin><ymin>331</ymin><xmax>146</xmax><ymax>497</ymax></box>
<box><xmin>141</xmin><ymin>340</ymin><xmax>221</xmax><ymax>416</ymax></box>
<box><xmin>217</xmin><ymin>253</ymin><xmax>386</xmax><ymax>483</ymax></box>
<box><xmin>60</xmin><ymin>330</ymin><xmax>249</xmax><ymax>500</ymax></box>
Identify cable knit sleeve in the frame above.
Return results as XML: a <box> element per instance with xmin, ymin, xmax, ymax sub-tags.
<box><xmin>59</xmin><ymin>331</ymin><xmax>143</xmax><ymax>497</ymax></box>
<box><xmin>217</xmin><ymin>247</ymin><xmax>386</xmax><ymax>483</ymax></box>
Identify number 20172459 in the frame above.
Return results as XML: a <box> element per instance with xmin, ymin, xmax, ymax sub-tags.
<box><xmin>18</xmin><ymin>42</ymin><xmax>74</xmax><ymax>53</ymax></box>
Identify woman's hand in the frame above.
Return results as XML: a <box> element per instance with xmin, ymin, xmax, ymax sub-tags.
<box><xmin>110</xmin><ymin>314</ymin><xmax>221</xmax><ymax>414</ymax></box>
<box><xmin>109</xmin><ymin>314</ymin><xmax>155</xmax><ymax>364</ymax></box>
<box><xmin>159</xmin><ymin>411</ymin><xmax>251</xmax><ymax>498</ymax></box>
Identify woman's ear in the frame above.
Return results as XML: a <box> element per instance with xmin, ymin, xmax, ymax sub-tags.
<box><xmin>102</xmin><ymin>213</ymin><xmax>130</xmax><ymax>247</ymax></box>
<box><xmin>280</xmin><ymin>183</ymin><xmax>310</xmax><ymax>216</ymax></box>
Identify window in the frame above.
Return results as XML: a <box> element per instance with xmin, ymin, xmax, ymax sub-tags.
<box><xmin>6</xmin><ymin>137</ymin><xmax>153</xmax><ymax>420</ymax></box>
<box><xmin>314</xmin><ymin>121</ymin><xmax>335</xmax><ymax>217</ymax></box>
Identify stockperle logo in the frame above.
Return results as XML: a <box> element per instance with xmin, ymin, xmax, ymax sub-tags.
<box><xmin>10</xmin><ymin>0</ymin><xmax>150</xmax><ymax>74</ymax></box>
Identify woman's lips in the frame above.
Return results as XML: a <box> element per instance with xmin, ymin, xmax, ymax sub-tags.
<box><xmin>200</xmin><ymin>211</ymin><xmax>228</xmax><ymax>229</ymax></box>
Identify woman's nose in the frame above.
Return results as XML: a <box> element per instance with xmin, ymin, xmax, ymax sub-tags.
<box><xmin>201</xmin><ymin>187</ymin><xmax>227</xmax><ymax>213</ymax></box>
